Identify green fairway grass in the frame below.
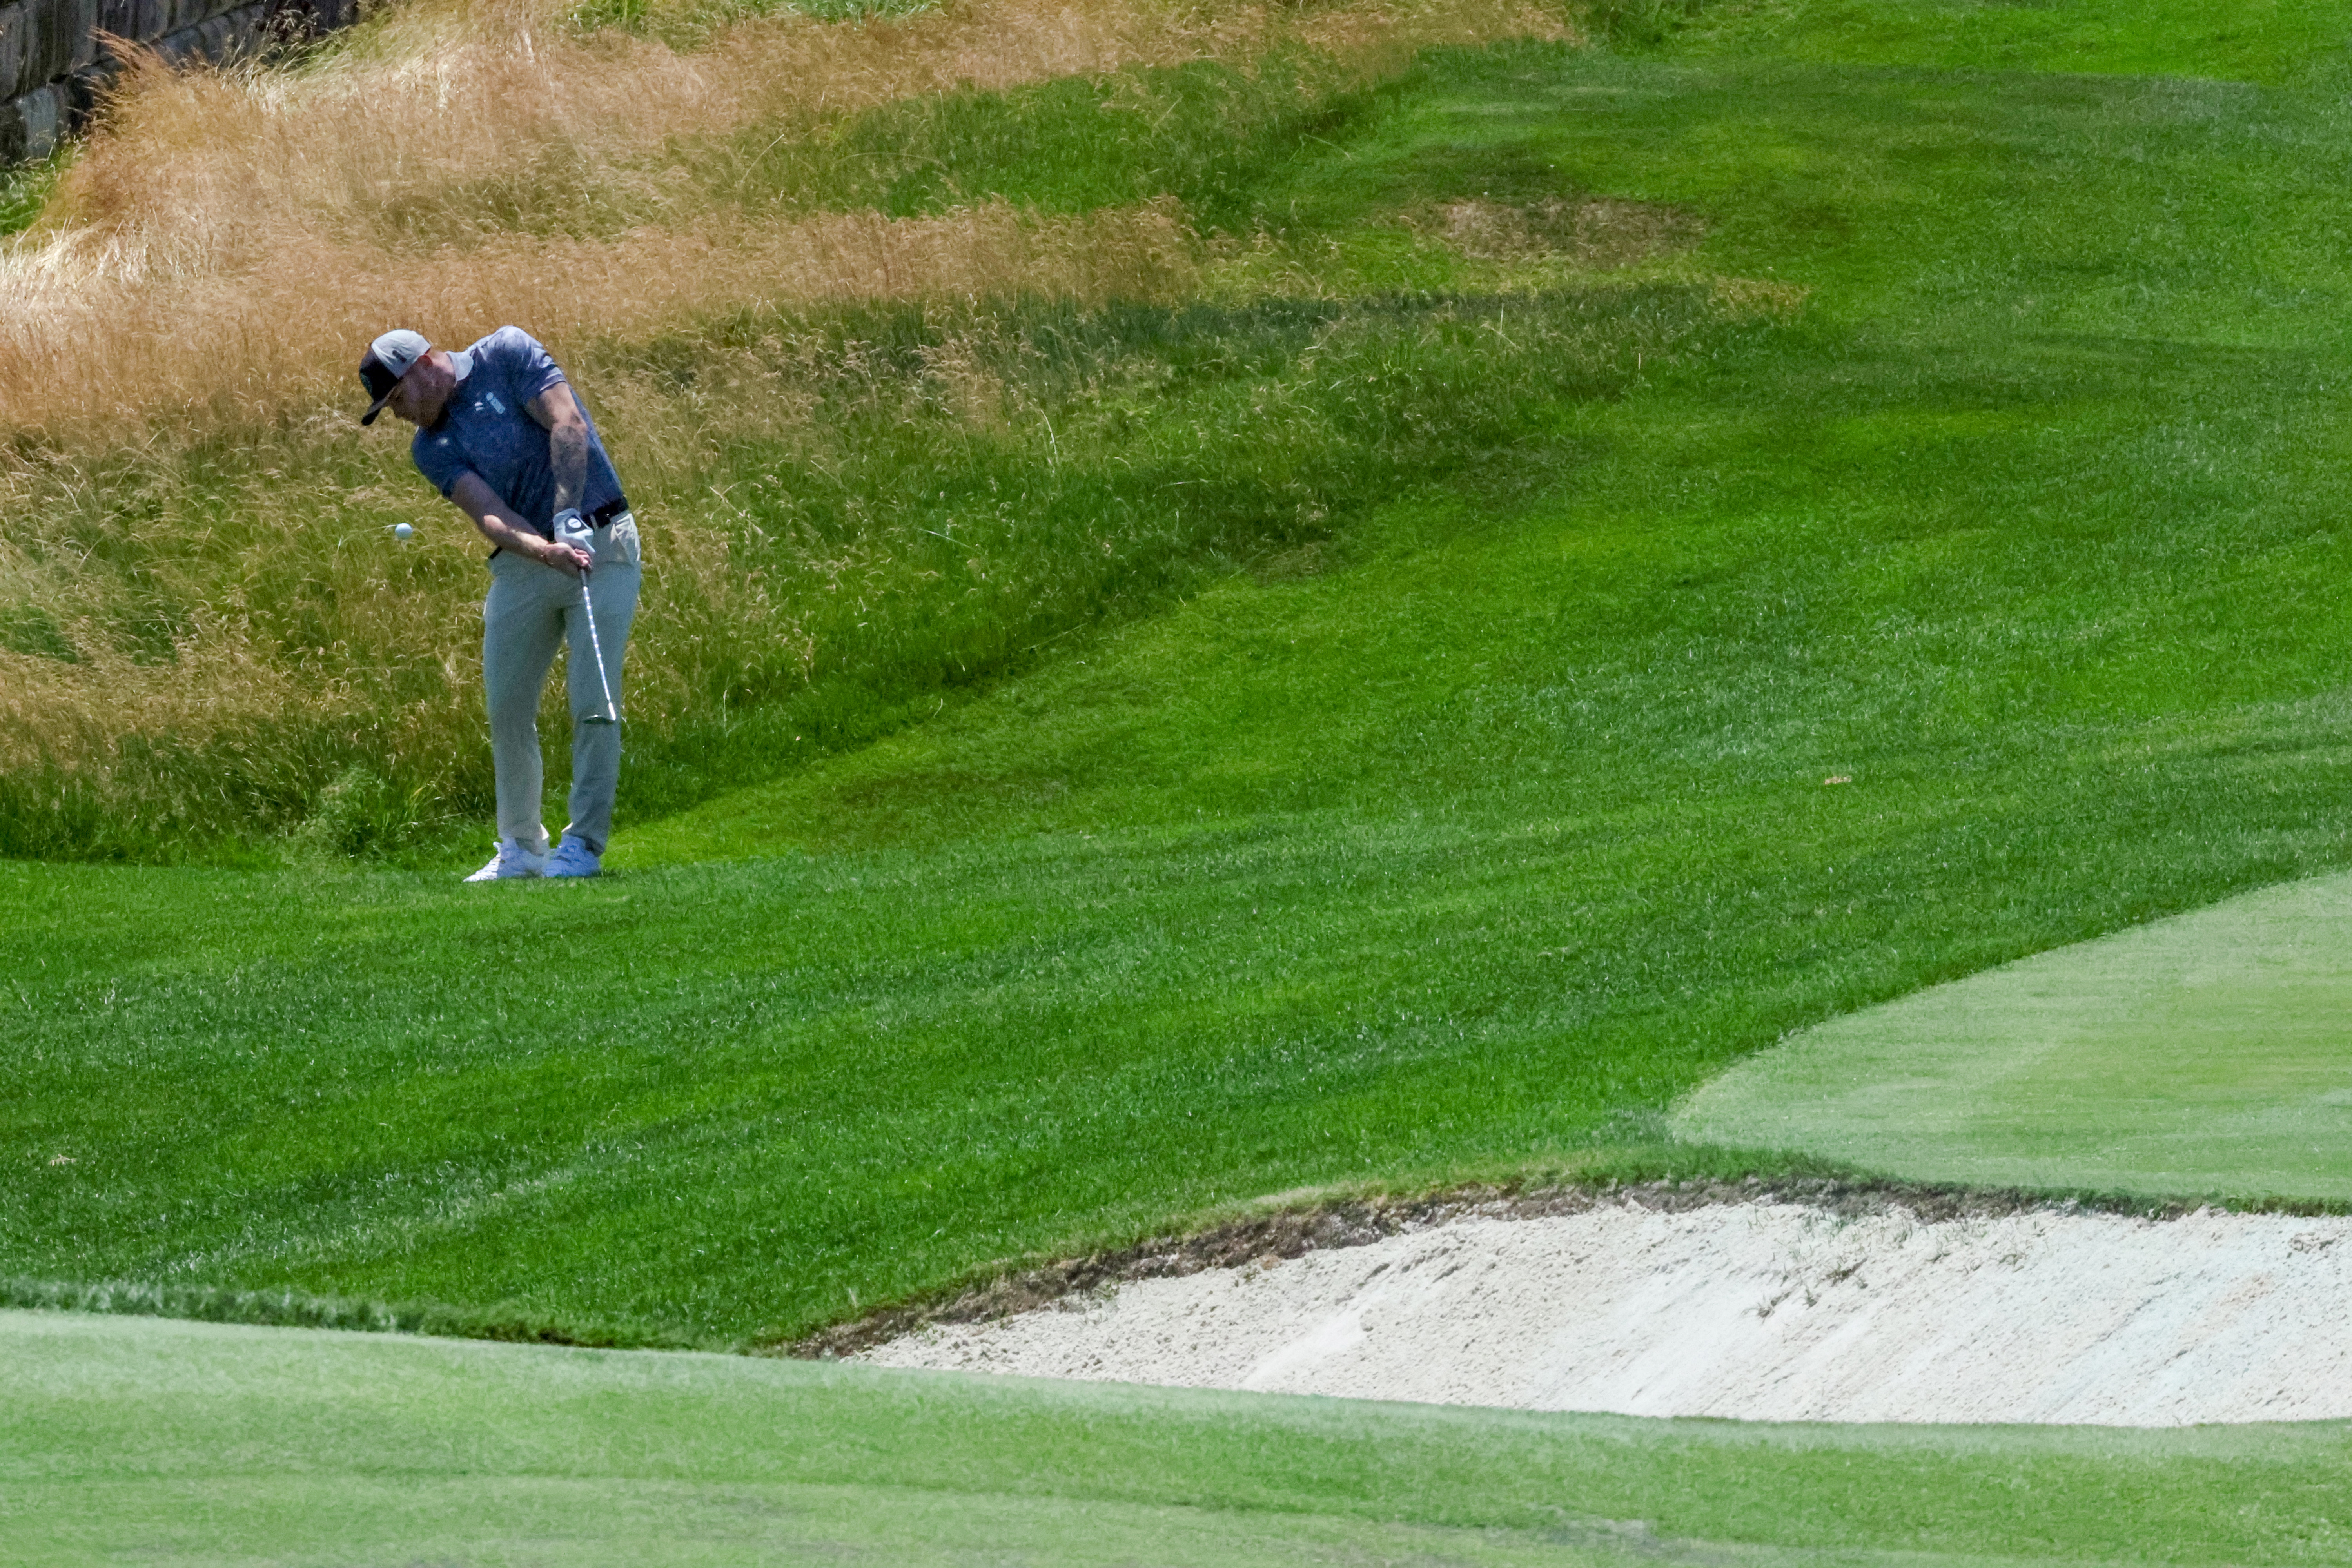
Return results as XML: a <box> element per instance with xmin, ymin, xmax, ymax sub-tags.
<box><xmin>17</xmin><ymin>1</ymin><xmax>2352</xmax><ymax>1557</ymax></box>
<box><xmin>1668</xmin><ymin>0</ymin><xmax>2347</xmax><ymax>85</ymax></box>
<box><xmin>9</xmin><ymin>1309</ymin><xmax>2352</xmax><ymax>1566</ymax></box>
<box><xmin>15</xmin><ymin>1</ymin><xmax>2352</xmax><ymax>1346</ymax></box>
<box><xmin>1672</xmin><ymin>869</ymin><xmax>2352</xmax><ymax>1203</ymax></box>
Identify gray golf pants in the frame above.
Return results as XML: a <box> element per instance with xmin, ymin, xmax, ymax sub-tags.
<box><xmin>483</xmin><ymin>517</ymin><xmax>642</xmax><ymax>855</ymax></box>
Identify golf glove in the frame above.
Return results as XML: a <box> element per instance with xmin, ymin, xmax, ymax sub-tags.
<box><xmin>551</xmin><ymin>508</ymin><xmax>594</xmax><ymax>574</ymax></box>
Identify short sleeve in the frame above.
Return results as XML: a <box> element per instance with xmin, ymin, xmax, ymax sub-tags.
<box><xmin>483</xmin><ymin>325</ymin><xmax>567</xmax><ymax>404</ymax></box>
<box><xmin>411</xmin><ymin>425</ymin><xmax>471</xmax><ymax>497</ymax></box>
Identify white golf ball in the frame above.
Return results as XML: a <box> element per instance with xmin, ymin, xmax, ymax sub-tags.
<box><xmin>394</xmin><ymin>523</ymin><xmax>414</xmax><ymax>540</ymax></box>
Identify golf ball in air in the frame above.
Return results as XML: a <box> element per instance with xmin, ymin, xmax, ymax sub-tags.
<box><xmin>394</xmin><ymin>523</ymin><xmax>414</xmax><ymax>540</ymax></box>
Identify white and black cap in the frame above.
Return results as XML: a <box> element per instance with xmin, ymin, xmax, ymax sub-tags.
<box><xmin>357</xmin><ymin>328</ymin><xmax>432</xmax><ymax>425</ymax></box>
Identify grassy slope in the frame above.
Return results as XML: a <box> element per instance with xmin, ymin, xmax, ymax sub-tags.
<box><xmin>0</xmin><ymin>46</ymin><xmax>1536</xmax><ymax>862</ymax></box>
<box><xmin>1673</xmin><ymin>868</ymin><xmax>2352</xmax><ymax>1199</ymax></box>
<box><xmin>9</xmin><ymin>1309</ymin><xmax>2352</xmax><ymax>1567</ymax></box>
<box><xmin>12</xmin><ymin>0</ymin><xmax>2352</xmax><ymax>1353</ymax></box>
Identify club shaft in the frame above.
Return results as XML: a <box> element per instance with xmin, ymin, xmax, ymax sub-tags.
<box><xmin>579</xmin><ymin>576</ymin><xmax>618</xmax><ymax>723</ymax></box>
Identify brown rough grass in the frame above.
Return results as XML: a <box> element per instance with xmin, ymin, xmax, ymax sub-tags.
<box><xmin>1414</xmin><ymin>195</ymin><xmax>1706</xmax><ymax>265</ymax></box>
<box><xmin>0</xmin><ymin>0</ymin><xmax>1575</xmax><ymax>437</ymax></box>
<box><xmin>0</xmin><ymin>199</ymin><xmax>1199</xmax><ymax>432</ymax></box>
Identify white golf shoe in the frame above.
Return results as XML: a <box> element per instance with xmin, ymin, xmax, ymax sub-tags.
<box><xmin>464</xmin><ymin>838</ymin><xmax>547</xmax><ymax>882</ymax></box>
<box><xmin>543</xmin><ymin>834</ymin><xmax>602</xmax><ymax>878</ymax></box>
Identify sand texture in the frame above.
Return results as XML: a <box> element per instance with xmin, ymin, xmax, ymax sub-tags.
<box><xmin>860</xmin><ymin>1202</ymin><xmax>2352</xmax><ymax>1424</ymax></box>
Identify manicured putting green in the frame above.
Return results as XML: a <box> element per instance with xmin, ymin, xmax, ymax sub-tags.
<box><xmin>8</xmin><ymin>1310</ymin><xmax>2352</xmax><ymax>1567</ymax></box>
<box><xmin>1673</xmin><ymin>872</ymin><xmax>2352</xmax><ymax>1203</ymax></box>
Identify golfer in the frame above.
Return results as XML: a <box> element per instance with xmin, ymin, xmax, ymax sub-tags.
<box><xmin>358</xmin><ymin>326</ymin><xmax>642</xmax><ymax>881</ymax></box>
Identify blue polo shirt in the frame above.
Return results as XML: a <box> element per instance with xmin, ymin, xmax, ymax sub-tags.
<box><xmin>411</xmin><ymin>326</ymin><xmax>625</xmax><ymax>539</ymax></box>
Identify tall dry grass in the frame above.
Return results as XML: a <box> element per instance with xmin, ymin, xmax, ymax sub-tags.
<box><xmin>0</xmin><ymin>0</ymin><xmax>1573</xmax><ymax>434</ymax></box>
<box><xmin>1</xmin><ymin>199</ymin><xmax>1197</xmax><ymax>431</ymax></box>
<box><xmin>0</xmin><ymin>199</ymin><xmax>1195</xmax><ymax>797</ymax></box>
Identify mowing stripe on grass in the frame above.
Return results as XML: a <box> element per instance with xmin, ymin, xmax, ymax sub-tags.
<box><xmin>7</xmin><ymin>1308</ymin><xmax>2352</xmax><ymax>1566</ymax></box>
<box><xmin>1671</xmin><ymin>870</ymin><xmax>2352</xmax><ymax>1203</ymax></box>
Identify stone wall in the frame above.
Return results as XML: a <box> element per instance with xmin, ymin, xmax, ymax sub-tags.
<box><xmin>2</xmin><ymin>0</ymin><xmax>354</xmax><ymax>162</ymax></box>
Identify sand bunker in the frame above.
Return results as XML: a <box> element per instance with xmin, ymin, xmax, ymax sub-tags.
<box><xmin>861</xmin><ymin>1201</ymin><xmax>2352</xmax><ymax>1424</ymax></box>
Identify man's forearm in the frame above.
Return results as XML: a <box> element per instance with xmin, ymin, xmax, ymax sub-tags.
<box><xmin>448</xmin><ymin>470</ymin><xmax>587</xmax><ymax>570</ymax></box>
<box><xmin>549</xmin><ymin>416</ymin><xmax>589</xmax><ymax>515</ymax></box>
<box><xmin>470</xmin><ymin>507</ymin><xmax>558</xmax><ymax>559</ymax></box>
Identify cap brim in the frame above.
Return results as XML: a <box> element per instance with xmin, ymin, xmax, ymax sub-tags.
<box><xmin>360</xmin><ymin>390</ymin><xmax>396</xmax><ymax>426</ymax></box>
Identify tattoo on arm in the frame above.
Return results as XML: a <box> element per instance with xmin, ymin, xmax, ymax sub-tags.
<box><xmin>529</xmin><ymin>383</ymin><xmax>591</xmax><ymax>515</ymax></box>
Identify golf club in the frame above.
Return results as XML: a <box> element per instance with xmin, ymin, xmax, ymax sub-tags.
<box><xmin>552</xmin><ymin>510</ymin><xmax>620</xmax><ymax>727</ymax></box>
<box><xmin>579</xmin><ymin>573</ymin><xmax>618</xmax><ymax>724</ymax></box>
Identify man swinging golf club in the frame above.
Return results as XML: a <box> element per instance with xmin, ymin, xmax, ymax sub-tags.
<box><xmin>359</xmin><ymin>326</ymin><xmax>641</xmax><ymax>881</ymax></box>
